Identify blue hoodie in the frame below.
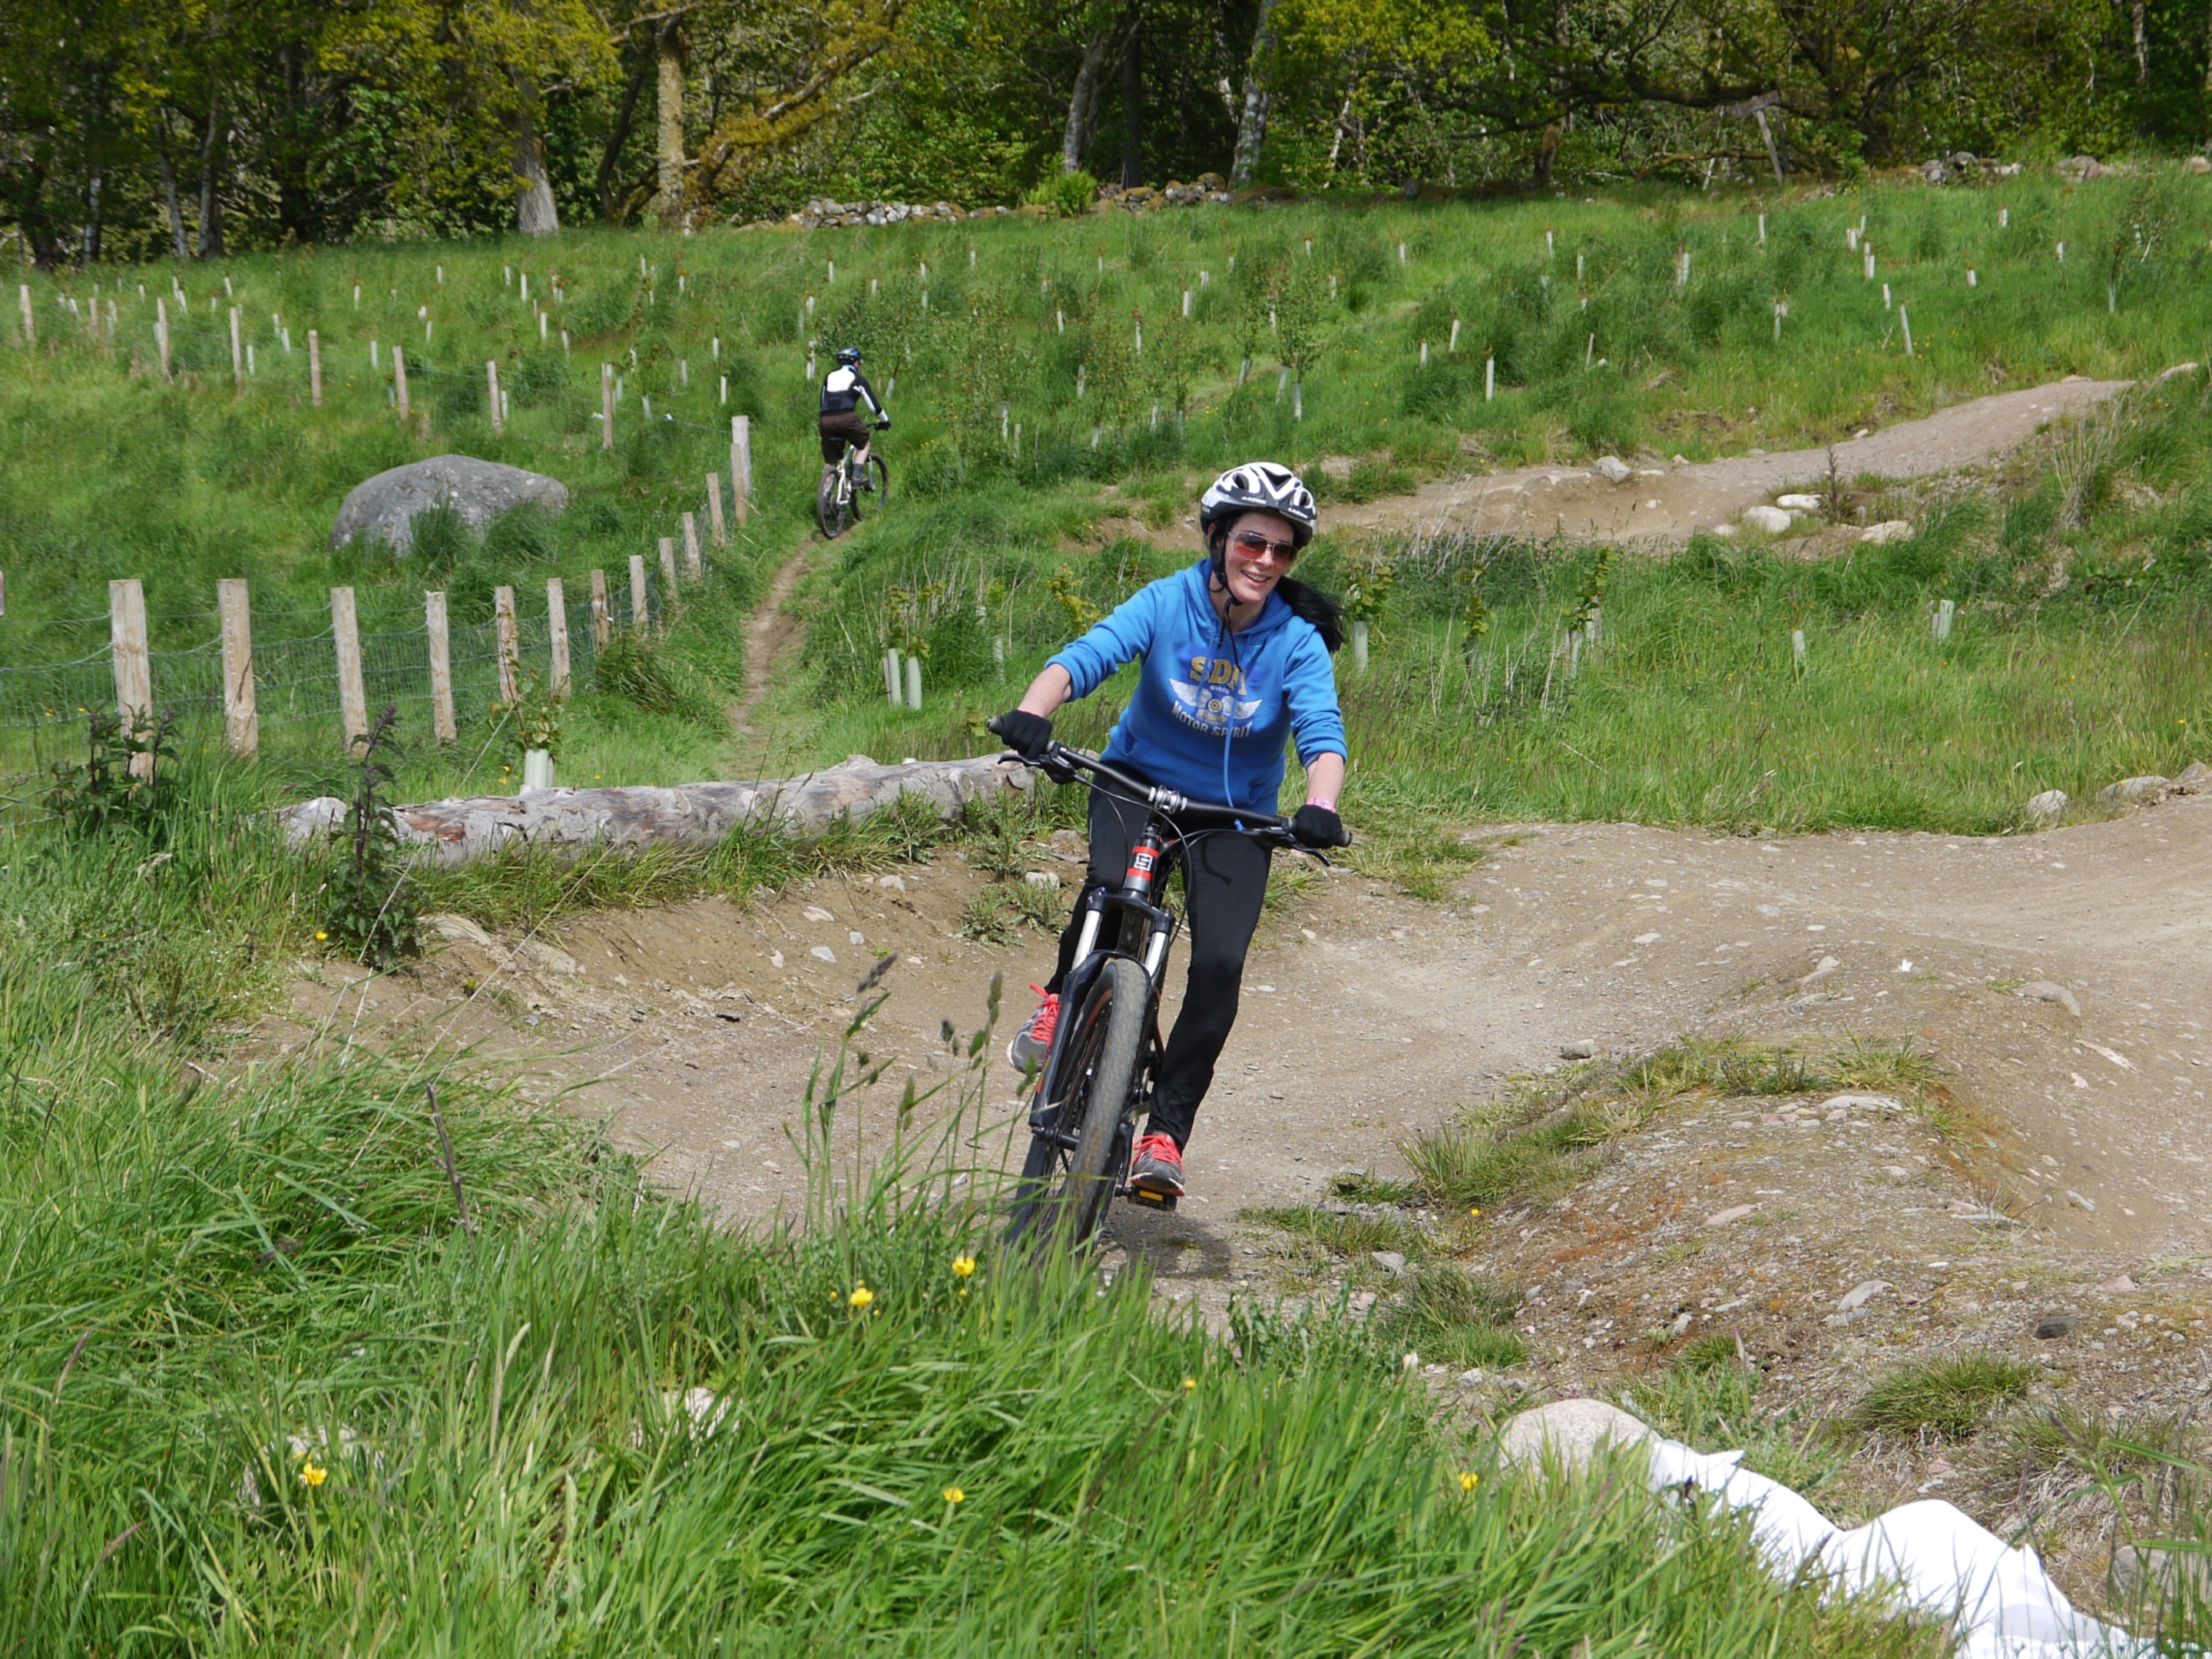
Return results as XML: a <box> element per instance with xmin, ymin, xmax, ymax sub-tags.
<box><xmin>1048</xmin><ymin>560</ymin><xmax>1347</xmax><ymax>814</ymax></box>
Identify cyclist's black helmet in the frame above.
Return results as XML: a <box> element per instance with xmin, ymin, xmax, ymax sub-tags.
<box><xmin>835</xmin><ymin>346</ymin><xmax>863</xmax><ymax>367</ymax></box>
<box><xmin>1199</xmin><ymin>462</ymin><xmax>1320</xmax><ymax>550</ymax></box>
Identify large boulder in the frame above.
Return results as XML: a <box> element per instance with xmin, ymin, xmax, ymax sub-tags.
<box><xmin>329</xmin><ymin>455</ymin><xmax>568</xmax><ymax>555</ymax></box>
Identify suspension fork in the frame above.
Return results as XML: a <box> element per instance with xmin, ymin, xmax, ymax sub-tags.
<box><xmin>1119</xmin><ymin>825</ymin><xmax>1179</xmax><ymax>982</ymax></box>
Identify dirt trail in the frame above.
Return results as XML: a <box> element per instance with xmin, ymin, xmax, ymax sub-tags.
<box><xmin>1326</xmin><ymin>376</ymin><xmax>2133</xmax><ymax>543</ymax></box>
<box><xmin>270</xmin><ymin>789</ymin><xmax>2212</xmax><ymax>1595</ymax></box>
<box><xmin>1111</xmin><ymin>378</ymin><xmax>2131</xmax><ymax>549</ymax></box>
<box><xmin>727</xmin><ymin>541</ymin><xmax>815</xmax><ymax>747</ymax></box>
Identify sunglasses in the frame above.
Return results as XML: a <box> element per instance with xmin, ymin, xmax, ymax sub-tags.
<box><xmin>1229</xmin><ymin>529</ymin><xmax>1300</xmax><ymax>564</ymax></box>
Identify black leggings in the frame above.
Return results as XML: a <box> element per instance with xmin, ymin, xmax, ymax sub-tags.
<box><xmin>1045</xmin><ymin>780</ymin><xmax>1272</xmax><ymax>1151</ymax></box>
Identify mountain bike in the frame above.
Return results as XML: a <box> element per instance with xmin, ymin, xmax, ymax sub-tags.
<box><xmin>988</xmin><ymin>718</ymin><xmax>1345</xmax><ymax>1252</ymax></box>
<box><xmin>816</xmin><ymin>423</ymin><xmax>889</xmax><ymax>539</ymax></box>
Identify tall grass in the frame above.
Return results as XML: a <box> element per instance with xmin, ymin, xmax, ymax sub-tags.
<box><xmin>0</xmin><ymin>952</ymin><xmax>1944</xmax><ymax>1654</ymax></box>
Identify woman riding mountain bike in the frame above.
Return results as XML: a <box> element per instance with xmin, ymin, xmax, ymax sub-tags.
<box><xmin>993</xmin><ymin>461</ymin><xmax>1350</xmax><ymax>1204</ymax></box>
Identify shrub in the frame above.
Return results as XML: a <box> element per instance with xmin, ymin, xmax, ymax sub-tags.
<box><xmin>320</xmin><ymin>705</ymin><xmax>419</xmax><ymax>969</ymax></box>
<box><xmin>1024</xmin><ymin>170</ymin><xmax>1098</xmax><ymax>217</ymax></box>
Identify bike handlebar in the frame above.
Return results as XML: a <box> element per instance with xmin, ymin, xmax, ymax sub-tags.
<box><xmin>985</xmin><ymin>716</ymin><xmax>1339</xmax><ymax>847</ymax></box>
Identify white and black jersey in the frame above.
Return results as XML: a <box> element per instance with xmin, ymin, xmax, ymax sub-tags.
<box><xmin>820</xmin><ymin>366</ymin><xmax>887</xmax><ymax>421</ymax></box>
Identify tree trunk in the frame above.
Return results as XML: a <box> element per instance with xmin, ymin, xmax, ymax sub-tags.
<box><xmin>1120</xmin><ymin>18</ymin><xmax>1143</xmax><ymax>187</ymax></box>
<box><xmin>81</xmin><ymin>171</ymin><xmax>102</xmax><ymax>264</ymax></box>
<box><xmin>1532</xmin><ymin>118</ymin><xmax>1563</xmax><ymax>187</ymax></box>
<box><xmin>157</xmin><ymin>127</ymin><xmax>188</xmax><ymax>257</ymax></box>
<box><xmin>2133</xmin><ymin>0</ymin><xmax>2149</xmax><ymax>81</ymax></box>
<box><xmin>513</xmin><ymin>77</ymin><xmax>559</xmax><ymax>237</ymax></box>
<box><xmin>195</xmin><ymin>98</ymin><xmax>226</xmax><ymax>260</ymax></box>
<box><xmin>1229</xmin><ymin>0</ymin><xmax>1280</xmax><ymax>184</ymax></box>
<box><xmin>598</xmin><ymin>41</ymin><xmax>654</xmax><ymax>224</ymax></box>
<box><xmin>656</xmin><ymin>18</ymin><xmax>686</xmax><ymax>225</ymax></box>
<box><xmin>1062</xmin><ymin>27</ymin><xmax>1118</xmax><ymax>173</ymax></box>
<box><xmin>275</xmin><ymin>756</ymin><xmax>1034</xmax><ymax>868</ymax></box>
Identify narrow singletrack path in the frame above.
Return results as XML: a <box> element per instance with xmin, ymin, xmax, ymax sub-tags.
<box><xmin>727</xmin><ymin>539</ymin><xmax>817</xmax><ymax>751</ymax></box>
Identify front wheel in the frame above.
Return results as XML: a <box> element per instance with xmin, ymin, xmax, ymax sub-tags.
<box><xmin>866</xmin><ymin>454</ymin><xmax>889</xmax><ymax>509</ymax></box>
<box><xmin>1005</xmin><ymin>957</ymin><xmax>1149</xmax><ymax>1252</ymax></box>
<box><xmin>816</xmin><ymin>464</ymin><xmax>850</xmax><ymax>539</ymax></box>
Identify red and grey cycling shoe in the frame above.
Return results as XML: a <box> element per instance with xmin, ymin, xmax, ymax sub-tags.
<box><xmin>1007</xmin><ymin>985</ymin><xmax>1060</xmax><ymax>1071</ymax></box>
<box><xmin>1128</xmin><ymin>1132</ymin><xmax>1187</xmax><ymax>1198</ymax></box>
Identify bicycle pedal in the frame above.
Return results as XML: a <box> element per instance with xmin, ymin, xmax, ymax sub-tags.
<box><xmin>1125</xmin><ymin>1187</ymin><xmax>1177</xmax><ymax>1212</ymax></box>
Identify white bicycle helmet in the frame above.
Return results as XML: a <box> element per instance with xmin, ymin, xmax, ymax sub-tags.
<box><xmin>1199</xmin><ymin>462</ymin><xmax>1320</xmax><ymax>550</ymax></box>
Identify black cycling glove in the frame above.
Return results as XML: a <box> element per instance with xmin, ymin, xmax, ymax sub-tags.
<box><xmin>990</xmin><ymin>710</ymin><xmax>1055</xmax><ymax>761</ymax></box>
<box><xmin>1290</xmin><ymin>804</ymin><xmax>1349</xmax><ymax>849</ymax></box>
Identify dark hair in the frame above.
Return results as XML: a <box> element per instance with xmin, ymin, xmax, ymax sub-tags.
<box><xmin>1206</xmin><ymin>522</ymin><xmax>1344</xmax><ymax>653</ymax></box>
<box><xmin>1275</xmin><ymin>576</ymin><xmax>1344</xmax><ymax>653</ymax></box>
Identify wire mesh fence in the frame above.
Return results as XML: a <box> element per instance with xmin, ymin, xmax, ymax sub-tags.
<box><xmin>0</xmin><ymin>580</ymin><xmax>642</xmax><ymax>823</ymax></box>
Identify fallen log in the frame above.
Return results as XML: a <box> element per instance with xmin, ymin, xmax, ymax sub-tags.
<box><xmin>278</xmin><ymin>753</ymin><xmax>1031</xmax><ymax>868</ymax></box>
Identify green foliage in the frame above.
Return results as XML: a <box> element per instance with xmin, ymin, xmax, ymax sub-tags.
<box><xmin>592</xmin><ymin>630</ymin><xmax>684</xmax><ymax>713</ymax></box>
<box><xmin>1849</xmin><ymin>1355</ymin><xmax>2036</xmax><ymax>1440</ymax></box>
<box><xmin>42</xmin><ymin>710</ymin><xmax>180</xmax><ymax>839</ymax></box>
<box><xmin>491</xmin><ymin>667</ymin><xmax>565</xmax><ymax>758</ymax></box>
<box><xmin>1022</xmin><ymin>170</ymin><xmax>1099</xmax><ymax>217</ymax></box>
<box><xmin>320</xmin><ymin>706</ymin><xmax>421</xmax><ymax>970</ymax></box>
<box><xmin>1634</xmin><ymin>1339</ymin><xmax>1845</xmax><ymax>1495</ymax></box>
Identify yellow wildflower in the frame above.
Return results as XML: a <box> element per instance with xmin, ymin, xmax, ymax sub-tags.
<box><xmin>849</xmin><ymin>1285</ymin><xmax>875</xmax><ymax>1310</ymax></box>
<box><xmin>1182</xmin><ymin>1376</ymin><xmax>1197</xmax><ymax>1392</ymax></box>
<box><xmin>315</xmin><ymin>930</ymin><xmax>329</xmax><ymax>941</ymax></box>
<box><xmin>942</xmin><ymin>1485</ymin><xmax>965</xmax><ymax>1505</ymax></box>
<box><xmin>952</xmin><ymin>1255</ymin><xmax>976</xmax><ymax>1278</ymax></box>
<box><xmin>300</xmin><ymin>1458</ymin><xmax>328</xmax><ymax>1488</ymax></box>
<box><xmin>1459</xmin><ymin>1471</ymin><xmax>1479</xmax><ymax>1492</ymax></box>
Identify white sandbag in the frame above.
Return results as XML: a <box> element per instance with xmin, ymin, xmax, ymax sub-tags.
<box><xmin>1507</xmin><ymin>1405</ymin><xmax>2147</xmax><ymax>1656</ymax></box>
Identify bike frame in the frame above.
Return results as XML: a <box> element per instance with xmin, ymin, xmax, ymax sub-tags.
<box><xmin>1022</xmin><ymin>744</ymin><xmax>1304</xmax><ymax>1217</ymax></box>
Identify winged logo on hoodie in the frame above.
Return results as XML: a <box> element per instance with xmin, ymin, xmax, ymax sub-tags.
<box><xmin>1168</xmin><ymin>675</ymin><xmax>1263</xmax><ymax>737</ymax></box>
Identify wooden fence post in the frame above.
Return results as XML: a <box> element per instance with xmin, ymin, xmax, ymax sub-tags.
<box><xmin>589</xmin><ymin>569</ymin><xmax>611</xmax><ymax>649</ymax></box>
<box><xmin>229</xmin><ymin>306</ymin><xmax>243</xmax><ymax>389</ymax></box>
<box><xmin>217</xmin><ymin>578</ymin><xmax>258</xmax><ymax>758</ymax></box>
<box><xmin>601</xmin><ymin>362</ymin><xmax>615</xmax><ymax>451</ymax></box>
<box><xmin>658</xmin><ymin>538</ymin><xmax>679</xmax><ymax>624</ymax></box>
<box><xmin>706</xmin><ymin>472</ymin><xmax>727</xmax><ymax>545</ymax></box>
<box><xmin>547</xmin><ymin>577</ymin><xmax>571</xmax><ymax>697</ymax></box>
<box><xmin>330</xmin><ymin>586</ymin><xmax>369</xmax><ymax>752</ymax></box>
<box><xmin>731</xmin><ymin>416</ymin><xmax>752</xmax><ymax>525</ymax></box>
<box><xmin>393</xmin><ymin>345</ymin><xmax>410</xmax><ymax>420</ymax></box>
<box><xmin>425</xmin><ymin>590</ymin><xmax>457</xmax><ymax>743</ymax></box>
<box><xmin>629</xmin><ymin>555</ymin><xmax>648</xmax><ymax>634</ymax></box>
<box><xmin>156</xmin><ymin>297</ymin><xmax>171</xmax><ymax>381</ymax></box>
<box><xmin>307</xmin><ymin>328</ymin><xmax>320</xmax><ymax>406</ymax></box>
<box><xmin>16</xmin><ymin>284</ymin><xmax>31</xmax><ymax>347</ymax></box>
<box><xmin>682</xmin><ymin>512</ymin><xmax>702</xmax><ymax>580</ymax></box>
<box><xmin>493</xmin><ymin>584</ymin><xmax>520</xmax><ymax>704</ymax></box>
<box><xmin>108</xmin><ymin>578</ymin><xmax>154</xmax><ymax>777</ymax></box>
<box><xmin>486</xmin><ymin>359</ymin><xmax>502</xmax><ymax>437</ymax></box>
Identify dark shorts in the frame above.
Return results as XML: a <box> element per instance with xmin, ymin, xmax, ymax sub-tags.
<box><xmin>819</xmin><ymin>411</ymin><xmax>873</xmax><ymax>462</ymax></box>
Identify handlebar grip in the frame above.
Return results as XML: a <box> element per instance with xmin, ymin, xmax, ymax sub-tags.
<box><xmin>985</xmin><ymin>713</ymin><xmax>1011</xmax><ymax>739</ymax></box>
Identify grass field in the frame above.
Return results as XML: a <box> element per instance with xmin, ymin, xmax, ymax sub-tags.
<box><xmin>9</xmin><ymin>167</ymin><xmax>2212</xmax><ymax>825</ymax></box>
<box><xmin>11</xmin><ymin>173</ymin><xmax>2212</xmax><ymax>1647</ymax></box>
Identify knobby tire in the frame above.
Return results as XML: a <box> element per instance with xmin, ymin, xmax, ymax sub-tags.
<box><xmin>1008</xmin><ymin>956</ymin><xmax>1148</xmax><ymax>1253</ymax></box>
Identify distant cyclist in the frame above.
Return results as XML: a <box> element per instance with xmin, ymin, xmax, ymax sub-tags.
<box><xmin>993</xmin><ymin>462</ymin><xmax>1348</xmax><ymax>1202</ymax></box>
<box><xmin>819</xmin><ymin>346</ymin><xmax>887</xmax><ymax>469</ymax></box>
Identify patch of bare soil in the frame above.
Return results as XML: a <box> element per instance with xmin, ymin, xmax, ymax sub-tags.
<box><xmin>1106</xmin><ymin>379</ymin><xmax>2132</xmax><ymax>551</ymax></box>
<box><xmin>265</xmin><ymin>785</ymin><xmax>2212</xmax><ymax>1614</ymax></box>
